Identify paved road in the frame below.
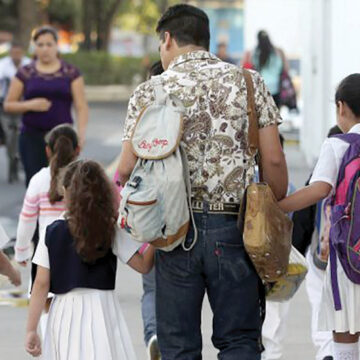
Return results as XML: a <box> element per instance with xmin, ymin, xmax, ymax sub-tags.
<box><xmin>0</xmin><ymin>103</ymin><xmax>316</xmax><ymax>359</ymax></box>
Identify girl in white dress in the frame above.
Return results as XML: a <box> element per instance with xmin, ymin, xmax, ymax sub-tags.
<box><xmin>279</xmin><ymin>74</ymin><xmax>360</xmax><ymax>360</ymax></box>
<box><xmin>25</xmin><ymin>160</ymin><xmax>154</xmax><ymax>359</ymax></box>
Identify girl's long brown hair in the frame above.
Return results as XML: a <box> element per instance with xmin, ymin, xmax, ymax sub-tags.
<box><xmin>46</xmin><ymin>124</ymin><xmax>78</xmax><ymax>204</ymax></box>
<box><xmin>62</xmin><ymin>160</ymin><xmax>117</xmax><ymax>263</ymax></box>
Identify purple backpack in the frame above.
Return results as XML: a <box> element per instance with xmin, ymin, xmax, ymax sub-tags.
<box><xmin>330</xmin><ymin>133</ymin><xmax>360</xmax><ymax>310</ymax></box>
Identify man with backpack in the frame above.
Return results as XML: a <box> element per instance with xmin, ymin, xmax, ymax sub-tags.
<box><xmin>118</xmin><ymin>4</ymin><xmax>288</xmax><ymax>359</ymax></box>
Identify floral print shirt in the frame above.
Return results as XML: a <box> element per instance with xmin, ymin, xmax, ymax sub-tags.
<box><xmin>123</xmin><ymin>51</ymin><xmax>281</xmax><ymax>204</ymax></box>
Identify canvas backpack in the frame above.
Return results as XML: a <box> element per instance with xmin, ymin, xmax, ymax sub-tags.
<box><xmin>329</xmin><ymin>133</ymin><xmax>360</xmax><ymax>310</ymax></box>
<box><xmin>118</xmin><ymin>76</ymin><xmax>197</xmax><ymax>252</ymax></box>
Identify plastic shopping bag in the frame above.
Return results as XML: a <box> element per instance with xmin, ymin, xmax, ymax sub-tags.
<box><xmin>266</xmin><ymin>246</ymin><xmax>308</xmax><ymax>302</ymax></box>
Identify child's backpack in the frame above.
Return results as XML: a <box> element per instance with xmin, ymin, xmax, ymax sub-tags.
<box><xmin>311</xmin><ymin>198</ymin><xmax>331</xmax><ymax>270</ymax></box>
<box><xmin>330</xmin><ymin>133</ymin><xmax>360</xmax><ymax>310</ymax></box>
<box><xmin>118</xmin><ymin>76</ymin><xmax>197</xmax><ymax>252</ymax></box>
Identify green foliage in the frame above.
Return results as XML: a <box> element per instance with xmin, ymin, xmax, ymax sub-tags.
<box><xmin>0</xmin><ymin>51</ymin><xmax>159</xmax><ymax>85</ymax></box>
<box><xmin>117</xmin><ymin>0</ymin><xmax>160</xmax><ymax>35</ymax></box>
<box><xmin>47</xmin><ymin>0</ymin><xmax>80</xmax><ymax>29</ymax></box>
<box><xmin>0</xmin><ymin>0</ymin><xmax>18</xmax><ymax>32</ymax></box>
<box><xmin>62</xmin><ymin>51</ymin><xmax>159</xmax><ymax>85</ymax></box>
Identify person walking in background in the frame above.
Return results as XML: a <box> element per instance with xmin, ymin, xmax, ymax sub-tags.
<box><xmin>25</xmin><ymin>160</ymin><xmax>154</xmax><ymax>359</ymax></box>
<box><xmin>279</xmin><ymin>74</ymin><xmax>360</xmax><ymax>360</ymax></box>
<box><xmin>15</xmin><ymin>124</ymin><xmax>79</xmax><ymax>335</ymax></box>
<box><xmin>0</xmin><ymin>42</ymin><xmax>31</xmax><ymax>183</ymax></box>
<box><xmin>118</xmin><ymin>4</ymin><xmax>288</xmax><ymax>359</ymax></box>
<box><xmin>15</xmin><ymin>124</ymin><xmax>79</xmax><ymax>267</ymax></box>
<box><xmin>216</xmin><ymin>42</ymin><xmax>236</xmax><ymax>65</ymax></box>
<box><xmin>242</xmin><ymin>30</ymin><xmax>289</xmax><ymax>108</ymax></box>
<box><xmin>4</xmin><ymin>26</ymin><xmax>88</xmax><ymax>187</ymax></box>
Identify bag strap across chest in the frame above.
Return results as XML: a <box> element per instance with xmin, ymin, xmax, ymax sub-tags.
<box><xmin>243</xmin><ymin>69</ymin><xmax>262</xmax><ymax>181</ymax></box>
<box><xmin>331</xmin><ymin>133</ymin><xmax>360</xmax><ymax>205</ymax></box>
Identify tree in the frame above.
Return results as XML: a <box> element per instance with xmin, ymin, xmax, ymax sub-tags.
<box><xmin>116</xmin><ymin>0</ymin><xmax>160</xmax><ymax>54</ymax></box>
<box><xmin>0</xmin><ymin>0</ymin><xmax>18</xmax><ymax>34</ymax></box>
<box><xmin>156</xmin><ymin>0</ymin><xmax>169</xmax><ymax>13</ymax></box>
<box><xmin>82</xmin><ymin>0</ymin><xmax>93</xmax><ymax>50</ymax></box>
<box><xmin>95</xmin><ymin>0</ymin><xmax>123</xmax><ymax>50</ymax></box>
<box><xmin>16</xmin><ymin>0</ymin><xmax>38</xmax><ymax>48</ymax></box>
<box><xmin>0</xmin><ymin>0</ymin><xmax>81</xmax><ymax>49</ymax></box>
<box><xmin>81</xmin><ymin>0</ymin><xmax>123</xmax><ymax>51</ymax></box>
<box><xmin>0</xmin><ymin>0</ymin><xmax>175</xmax><ymax>52</ymax></box>
<box><xmin>47</xmin><ymin>0</ymin><xmax>80</xmax><ymax>30</ymax></box>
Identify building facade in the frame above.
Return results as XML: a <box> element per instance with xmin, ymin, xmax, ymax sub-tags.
<box><xmin>244</xmin><ymin>0</ymin><xmax>360</xmax><ymax>166</ymax></box>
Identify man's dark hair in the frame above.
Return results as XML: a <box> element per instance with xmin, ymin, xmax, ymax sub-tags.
<box><xmin>156</xmin><ymin>4</ymin><xmax>210</xmax><ymax>50</ymax></box>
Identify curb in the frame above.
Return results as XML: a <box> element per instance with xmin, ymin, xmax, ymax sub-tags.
<box><xmin>0</xmin><ymin>288</ymin><xmax>28</xmax><ymax>308</ymax></box>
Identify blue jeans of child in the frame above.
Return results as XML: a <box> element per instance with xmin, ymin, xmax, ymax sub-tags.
<box><xmin>155</xmin><ymin>212</ymin><xmax>264</xmax><ymax>360</ymax></box>
<box><xmin>142</xmin><ymin>268</ymin><xmax>157</xmax><ymax>345</ymax></box>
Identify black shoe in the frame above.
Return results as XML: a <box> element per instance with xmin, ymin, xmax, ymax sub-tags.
<box><xmin>322</xmin><ymin>357</ymin><xmax>333</xmax><ymax>360</ymax></box>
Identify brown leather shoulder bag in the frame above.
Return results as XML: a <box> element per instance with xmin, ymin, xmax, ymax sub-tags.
<box><xmin>239</xmin><ymin>69</ymin><xmax>293</xmax><ymax>282</ymax></box>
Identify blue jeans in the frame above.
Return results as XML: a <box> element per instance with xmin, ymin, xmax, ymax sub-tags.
<box><xmin>142</xmin><ymin>268</ymin><xmax>157</xmax><ymax>345</ymax></box>
<box><xmin>156</xmin><ymin>212</ymin><xmax>264</xmax><ymax>360</ymax></box>
<box><xmin>19</xmin><ymin>131</ymin><xmax>48</xmax><ymax>187</ymax></box>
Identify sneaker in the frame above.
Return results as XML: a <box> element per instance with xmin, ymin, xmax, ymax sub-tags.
<box><xmin>147</xmin><ymin>335</ymin><xmax>161</xmax><ymax>360</ymax></box>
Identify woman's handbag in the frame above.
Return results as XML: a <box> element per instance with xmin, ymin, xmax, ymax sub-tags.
<box><xmin>238</xmin><ymin>70</ymin><xmax>293</xmax><ymax>282</ymax></box>
<box><xmin>279</xmin><ymin>70</ymin><xmax>297</xmax><ymax>110</ymax></box>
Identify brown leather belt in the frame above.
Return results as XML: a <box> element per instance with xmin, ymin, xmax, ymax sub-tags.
<box><xmin>191</xmin><ymin>200</ymin><xmax>240</xmax><ymax>215</ymax></box>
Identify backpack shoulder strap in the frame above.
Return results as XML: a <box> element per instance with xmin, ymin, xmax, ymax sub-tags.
<box><xmin>243</xmin><ymin>69</ymin><xmax>259</xmax><ymax>155</ymax></box>
<box><xmin>331</xmin><ymin>133</ymin><xmax>360</xmax><ymax>144</ymax></box>
<box><xmin>333</xmin><ymin>132</ymin><xmax>360</xmax><ymax>195</ymax></box>
<box><xmin>151</xmin><ymin>76</ymin><xmax>167</xmax><ymax>105</ymax></box>
<box><xmin>243</xmin><ymin>69</ymin><xmax>262</xmax><ymax>180</ymax></box>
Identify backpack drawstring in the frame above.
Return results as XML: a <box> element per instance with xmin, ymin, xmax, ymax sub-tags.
<box><xmin>180</xmin><ymin>144</ymin><xmax>198</xmax><ymax>251</ymax></box>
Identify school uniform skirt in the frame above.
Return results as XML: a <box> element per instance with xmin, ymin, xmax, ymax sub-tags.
<box><xmin>318</xmin><ymin>255</ymin><xmax>360</xmax><ymax>335</ymax></box>
<box><xmin>42</xmin><ymin>288</ymin><xmax>137</xmax><ymax>360</ymax></box>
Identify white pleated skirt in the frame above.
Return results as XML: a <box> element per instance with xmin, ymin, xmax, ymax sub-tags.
<box><xmin>318</xmin><ymin>255</ymin><xmax>360</xmax><ymax>334</ymax></box>
<box><xmin>42</xmin><ymin>288</ymin><xmax>137</xmax><ymax>360</ymax></box>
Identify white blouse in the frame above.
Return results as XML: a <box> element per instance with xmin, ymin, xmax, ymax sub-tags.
<box><xmin>33</xmin><ymin>224</ymin><xmax>141</xmax><ymax>270</ymax></box>
<box><xmin>310</xmin><ymin>123</ymin><xmax>360</xmax><ymax>189</ymax></box>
